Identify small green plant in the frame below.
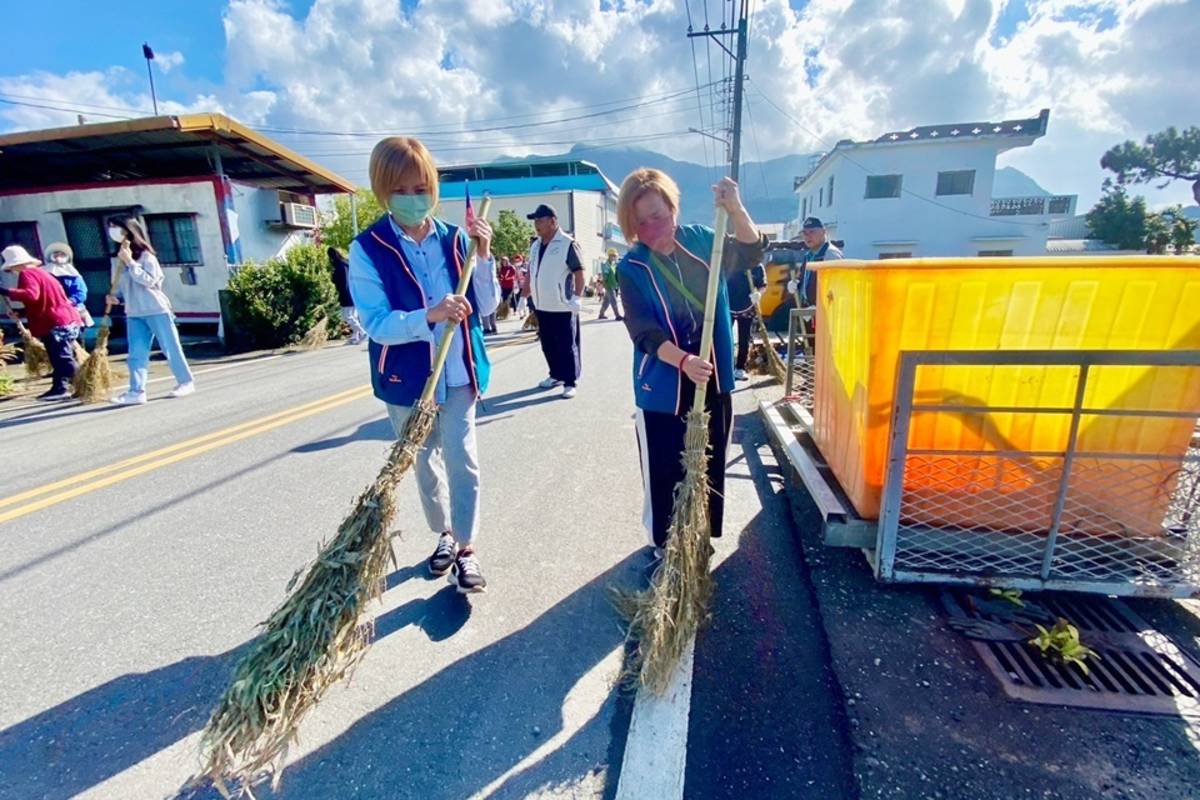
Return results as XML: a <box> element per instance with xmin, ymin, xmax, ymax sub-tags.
<box><xmin>225</xmin><ymin>244</ymin><xmax>341</xmax><ymax>351</ymax></box>
<box><xmin>989</xmin><ymin>587</ymin><xmax>1025</xmax><ymax>607</ymax></box>
<box><xmin>1029</xmin><ymin>618</ymin><xmax>1101</xmax><ymax>674</ymax></box>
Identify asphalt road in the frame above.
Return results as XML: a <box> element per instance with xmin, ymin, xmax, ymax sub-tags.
<box><xmin>0</xmin><ymin>307</ymin><xmax>846</xmax><ymax>800</ymax></box>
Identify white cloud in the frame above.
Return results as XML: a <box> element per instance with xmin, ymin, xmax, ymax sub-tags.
<box><xmin>0</xmin><ymin>0</ymin><xmax>1196</xmax><ymax>208</ymax></box>
<box><xmin>155</xmin><ymin>50</ymin><xmax>186</xmax><ymax>72</ymax></box>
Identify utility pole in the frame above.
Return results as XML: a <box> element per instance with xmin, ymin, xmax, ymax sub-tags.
<box><xmin>686</xmin><ymin>0</ymin><xmax>749</xmax><ymax>180</ymax></box>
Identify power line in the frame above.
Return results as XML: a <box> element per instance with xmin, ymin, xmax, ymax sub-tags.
<box><xmin>752</xmin><ymin>88</ymin><xmax>1047</xmax><ymax>228</ymax></box>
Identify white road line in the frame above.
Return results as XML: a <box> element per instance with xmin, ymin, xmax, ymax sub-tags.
<box><xmin>615</xmin><ymin>636</ymin><xmax>696</xmax><ymax>800</ymax></box>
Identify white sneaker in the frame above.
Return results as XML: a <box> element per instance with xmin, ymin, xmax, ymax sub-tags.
<box><xmin>562</xmin><ymin>385</ymin><xmax>577</xmax><ymax>399</ymax></box>
<box><xmin>538</xmin><ymin>377</ymin><xmax>563</xmax><ymax>389</ymax></box>
<box><xmin>734</xmin><ymin>368</ymin><xmax>749</xmax><ymax>381</ymax></box>
<box><xmin>167</xmin><ymin>382</ymin><xmax>196</xmax><ymax>398</ymax></box>
<box><xmin>112</xmin><ymin>391</ymin><xmax>147</xmax><ymax>406</ymax></box>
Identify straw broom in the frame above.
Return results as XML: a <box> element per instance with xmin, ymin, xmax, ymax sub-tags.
<box><xmin>3</xmin><ymin>298</ymin><xmax>51</xmax><ymax>378</ymax></box>
<box><xmin>496</xmin><ymin>297</ymin><xmax>511</xmax><ymax>320</ymax></box>
<box><xmin>619</xmin><ymin>208</ymin><xmax>730</xmax><ymax>694</ymax></box>
<box><xmin>73</xmin><ymin>272</ymin><xmax>119</xmax><ymax>402</ymax></box>
<box><xmin>197</xmin><ymin>198</ymin><xmax>492</xmax><ymax>797</ymax></box>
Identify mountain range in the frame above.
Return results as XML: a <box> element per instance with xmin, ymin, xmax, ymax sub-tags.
<box><xmin>501</xmin><ymin>144</ymin><xmax>1053</xmax><ymax>226</ymax></box>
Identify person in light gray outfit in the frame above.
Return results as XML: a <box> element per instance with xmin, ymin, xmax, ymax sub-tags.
<box><xmin>105</xmin><ymin>216</ymin><xmax>195</xmax><ymax>405</ymax></box>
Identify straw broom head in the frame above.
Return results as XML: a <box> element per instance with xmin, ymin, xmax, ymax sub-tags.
<box><xmin>197</xmin><ymin>402</ymin><xmax>435</xmax><ymax>794</ymax></box>
<box><xmin>73</xmin><ymin>317</ymin><xmax>114</xmax><ymax>403</ymax></box>
<box><xmin>17</xmin><ymin>323</ymin><xmax>50</xmax><ymax>378</ymax></box>
<box><xmin>297</xmin><ymin>318</ymin><xmax>329</xmax><ymax>350</ymax></box>
<box><xmin>496</xmin><ymin>298</ymin><xmax>511</xmax><ymax>320</ymax></box>
<box><xmin>197</xmin><ymin>198</ymin><xmax>492</xmax><ymax>796</ymax></box>
<box><xmin>522</xmin><ymin>309</ymin><xmax>539</xmax><ymax>330</ymax></box>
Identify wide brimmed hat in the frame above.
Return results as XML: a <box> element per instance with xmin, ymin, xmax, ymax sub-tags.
<box><xmin>1</xmin><ymin>245</ymin><xmax>40</xmax><ymax>270</ymax></box>
<box><xmin>45</xmin><ymin>241</ymin><xmax>74</xmax><ymax>261</ymax></box>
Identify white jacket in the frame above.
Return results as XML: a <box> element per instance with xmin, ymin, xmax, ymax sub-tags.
<box><xmin>528</xmin><ymin>229</ymin><xmax>578</xmax><ymax>313</ymax></box>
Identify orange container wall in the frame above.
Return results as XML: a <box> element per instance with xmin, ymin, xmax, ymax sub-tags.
<box><xmin>812</xmin><ymin>257</ymin><xmax>1200</xmax><ymax>526</ymax></box>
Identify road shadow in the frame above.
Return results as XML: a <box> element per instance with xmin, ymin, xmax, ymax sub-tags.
<box><xmin>179</xmin><ymin>553</ymin><xmax>644</xmax><ymax>799</ymax></box>
<box><xmin>479</xmin><ymin>386</ymin><xmax>563</xmax><ymax>417</ymax></box>
<box><xmin>292</xmin><ymin>417</ymin><xmax>393</xmax><ymax>454</ymax></box>
<box><xmin>0</xmin><ymin>398</ymin><xmax>125</xmax><ymax>431</ymax></box>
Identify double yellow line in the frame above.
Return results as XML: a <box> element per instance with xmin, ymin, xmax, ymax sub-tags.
<box><xmin>0</xmin><ymin>384</ymin><xmax>373</xmax><ymax>525</ymax></box>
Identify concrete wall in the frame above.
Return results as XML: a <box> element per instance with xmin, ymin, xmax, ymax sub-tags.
<box><xmin>795</xmin><ymin>140</ymin><xmax>1051</xmax><ymax>259</ymax></box>
<box><xmin>0</xmin><ymin>179</ymin><xmax>228</xmax><ymax>317</ymax></box>
<box><xmin>230</xmin><ymin>182</ymin><xmax>312</xmax><ymax>264</ymax></box>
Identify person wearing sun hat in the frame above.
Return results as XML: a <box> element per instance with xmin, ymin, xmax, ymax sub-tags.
<box><xmin>0</xmin><ymin>244</ymin><xmax>83</xmax><ymax>400</ymax></box>
<box><xmin>43</xmin><ymin>242</ymin><xmax>94</xmax><ymax>328</ymax></box>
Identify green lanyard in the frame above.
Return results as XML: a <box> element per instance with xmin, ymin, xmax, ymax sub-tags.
<box><xmin>647</xmin><ymin>250</ymin><xmax>705</xmax><ymax>314</ymax></box>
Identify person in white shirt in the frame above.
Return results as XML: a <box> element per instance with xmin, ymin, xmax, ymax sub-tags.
<box><xmin>526</xmin><ymin>204</ymin><xmax>585</xmax><ymax>399</ymax></box>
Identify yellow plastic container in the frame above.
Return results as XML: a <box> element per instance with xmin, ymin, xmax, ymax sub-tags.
<box><xmin>812</xmin><ymin>256</ymin><xmax>1200</xmax><ymax>530</ymax></box>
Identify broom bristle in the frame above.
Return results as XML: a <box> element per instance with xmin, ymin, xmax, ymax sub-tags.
<box><xmin>522</xmin><ymin>310</ymin><xmax>539</xmax><ymax>331</ymax></box>
<box><xmin>19</xmin><ymin>326</ymin><xmax>50</xmax><ymax>378</ymax></box>
<box><xmin>496</xmin><ymin>299</ymin><xmax>511</xmax><ymax>321</ymax></box>
<box><xmin>73</xmin><ymin>321</ymin><xmax>113</xmax><ymax>403</ymax></box>
<box><xmin>297</xmin><ymin>319</ymin><xmax>329</xmax><ymax>351</ymax></box>
<box><xmin>197</xmin><ymin>400</ymin><xmax>437</xmax><ymax>794</ymax></box>
<box><xmin>617</xmin><ymin>408</ymin><xmax>714</xmax><ymax>694</ymax></box>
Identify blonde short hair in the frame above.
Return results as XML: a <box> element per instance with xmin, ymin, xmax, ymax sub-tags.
<box><xmin>617</xmin><ymin>168</ymin><xmax>681</xmax><ymax>243</ymax></box>
<box><xmin>368</xmin><ymin>137</ymin><xmax>440</xmax><ymax>209</ymax></box>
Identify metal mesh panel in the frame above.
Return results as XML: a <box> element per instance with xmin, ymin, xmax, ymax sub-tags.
<box><xmin>785</xmin><ymin>308</ymin><xmax>817</xmax><ymax>414</ymax></box>
<box><xmin>878</xmin><ymin>351</ymin><xmax>1200</xmax><ymax>597</ymax></box>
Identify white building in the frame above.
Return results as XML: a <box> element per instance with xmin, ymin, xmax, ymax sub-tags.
<box><xmin>0</xmin><ymin>114</ymin><xmax>354</xmax><ymax>332</ymax></box>
<box><xmin>790</xmin><ymin>109</ymin><xmax>1076</xmax><ymax>259</ymax></box>
<box><xmin>436</xmin><ymin>159</ymin><xmax>624</xmax><ymax>276</ymax></box>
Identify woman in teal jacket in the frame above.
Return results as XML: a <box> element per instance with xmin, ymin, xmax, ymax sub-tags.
<box><xmin>615</xmin><ymin>168</ymin><xmax>764</xmax><ymax>549</ymax></box>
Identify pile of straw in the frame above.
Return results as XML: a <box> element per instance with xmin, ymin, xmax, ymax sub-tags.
<box><xmin>297</xmin><ymin>318</ymin><xmax>329</xmax><ymax>350</ymax></box>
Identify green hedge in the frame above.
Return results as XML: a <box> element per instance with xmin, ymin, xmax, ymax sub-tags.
<box><xmin>225</xmin><ymin>244</ymin><xmax>342</xmax><ymax>351</ymax></box>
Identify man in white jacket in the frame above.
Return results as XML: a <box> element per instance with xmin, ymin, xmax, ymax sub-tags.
<box><xmin>527</xmin><ymin>204</ymin><xmax>585</xmax><ymax>399</ymax></box>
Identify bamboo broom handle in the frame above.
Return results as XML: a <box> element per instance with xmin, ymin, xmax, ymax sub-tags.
<box><xmin>418</xmin><ymin>196</ymin><xmax>493</xmax><ymax>406</ymax></box>
<box><xmin>691</xmin><ymin>207</ymin><xmax>730</xmax><ymax>413</ymax></box>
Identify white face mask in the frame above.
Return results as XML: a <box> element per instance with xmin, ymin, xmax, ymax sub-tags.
<box><xmin>51</xmin><ymin>254</ymin><xmax>68</xmax><ymax>264</ymax></box>
<box><xmin>108</xmin><ymin>227</ymin><xmax>125</xmax><ymax>243</ymax></box>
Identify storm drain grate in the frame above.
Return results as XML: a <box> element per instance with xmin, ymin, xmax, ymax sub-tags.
<box><xmin>943</xmin><ymin>591</ymin><xmax>1200</xmax><ymax>717</ymax></box>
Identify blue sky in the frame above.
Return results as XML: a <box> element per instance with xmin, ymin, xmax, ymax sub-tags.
<box><xmin>1</xmin><ymin>0</ymin><xmax>1196</xmax><ymax>210</ymax></box>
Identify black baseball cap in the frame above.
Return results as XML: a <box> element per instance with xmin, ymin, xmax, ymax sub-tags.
<box><xmin>526</xmin><ymin>204</ymin><xmax>557</xmax><ymax>220</ymax></box>
<box><xmin>802</xmin><ymin>216</ymin><xmax>824</xmax><ymax>230</ymax></box>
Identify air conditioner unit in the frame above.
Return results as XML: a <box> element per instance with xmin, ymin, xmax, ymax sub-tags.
<box><xmin>281</xmin><ymin>202</ymin><xmax>318</xmax><ymax>229</ymax></box>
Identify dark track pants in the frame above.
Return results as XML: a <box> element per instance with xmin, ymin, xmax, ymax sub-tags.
<box><xmin>537</xmin><ymin>309</ymin><xmax>581</xmax><ymax>387</ymax></box>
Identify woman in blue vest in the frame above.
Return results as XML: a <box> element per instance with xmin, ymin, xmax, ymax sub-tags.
<box><xmin>348</xmin><ymin>136</ymin><xmax>499</xmax><ymax>594</ymax></box>
<box><xmin>616</xmin><ymin>168</ymin><xmax>764</xmax><ymax>550</ymax></box>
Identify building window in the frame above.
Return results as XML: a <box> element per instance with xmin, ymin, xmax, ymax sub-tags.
<box><xmin>878</xmin><ymin>252</ymin><xmax>911</xmax><ymax>259</ymax></box>
<box><xmin>0</xmin><ymin>222</ymin><xmax>40</xmax><ymax>256</ymax></box>
<box><xmin>802</xmin><ymin>198</ymin><xmax>808</xmax><ymax>217</ymax></box>
<box><xmin>978</xmin><ymin>249</ymin><xmax>1013</xmax><ymax>257</ymax></box>
<box><xmin>827</xmin><ymin>176</ymin><xmax>834</xmax><ymax>206</ymax></box>
<box><xmin>146</xmin><ymin>214</ymin><xmax>202</xmax><ymax>265</ymax></box>
<box><xmin>819</xmin><ymin>188</ymin><xmax>824</xmax><ymax>207</ymax></box>
<box><xmin>865</xmin><ymin>175</ymin><xmax>902</xmax><ymax>199</ymax></box>
<box><xmin>1047</xmin><ymin>196</ymin><xmax>1072</xmax><ymax>215</ymax></box>
<box><xmin>936</xmin><ymin>170</ymin><xmax>975</xmax><ymax>196</ymax></box>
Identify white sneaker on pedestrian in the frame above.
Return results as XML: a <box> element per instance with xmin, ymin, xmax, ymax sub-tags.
<box><xmin>538</xmin><ymin>377</ymin><xmax>563</xmax><ymax>389</ymax></box>
<box><xmin>734</xmin><ymin>368</ymin><xmax>749</xmax><ymax>381</ymax></box>
<box><xmin>562</xmin><ymin>385</ymin><xmax>577</xmax><ymax>399</ymax></box>
<box><xmin>167</xmin><ymin>382</ymin><xmax>196</xmax><ymax>398</ymax></box>
<box><xmin>112</xmin><ymin>391</ymin><xmax>147</xmax><ymax>406</ymax></box>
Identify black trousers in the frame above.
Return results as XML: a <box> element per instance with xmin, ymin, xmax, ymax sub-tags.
<box><xmin>635</xmin><ymin>385</ymin><xmax>734</xmax><ymax>548</ymax></box>
<box><xmin>537</xmin><ymin>309</ymin><xmax>581</xmax><ymax>386</ymax></box>
<box><xmin>42</xmin><ymin>327</ymin><xmax>79</xmax><ymax>392</ymax></box>
<box><xmin>734</xmin><ymin>314</ymin><xmax>753</xmax><ymax>370</ymax></box>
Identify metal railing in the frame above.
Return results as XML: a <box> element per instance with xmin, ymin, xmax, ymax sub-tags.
<box><xmin>784</xmin><ymin>307</ymin><xmax>817</xmax><ymax>414</ymax></box>
<box><xmin>875</xmin><ymin>349</ymin><xmax>1200</xmax><ymax>598</ymax></box>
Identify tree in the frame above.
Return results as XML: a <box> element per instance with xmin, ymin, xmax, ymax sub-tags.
<box><xmin>1144</xmin><ymin>213</ymin><xmax>1171</xmax><ymax>255</ymax></box>
<box><xmin>1101</xmin><ymin>126</ymin><xmax>1200</xmax><ymax>206</ymax></box>
<box><xmin>320</xmin><ymin>190</ymin><xmax>385</xmax><ymax>252</ymax></box>
<box><xmin>490</xmin><ymin>209</ymin><xmax>535</xmax><ymax>260</ymax></box>
<box><xmin>1162</xmin><ymin>205</ymin><xmax>1198</xmax><ymax>254</ymax></box>
<box><xmin>1085</xmin><ymin>180</ymin><xmax>1148</xmax><ymax>250</ymax></box>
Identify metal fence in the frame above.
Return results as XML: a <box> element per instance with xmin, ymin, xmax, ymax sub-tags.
<box><xmin>784</xmin><ymin>307</ymin><xmax>817</xmax><ymax>414</ymax></box>
<box><xmin>875</xmin><ymin>350</ymin><xmax>1200</xmax><ymax>598</ymax></box>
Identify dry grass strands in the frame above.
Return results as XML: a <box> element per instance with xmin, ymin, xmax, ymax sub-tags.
<box><xmin>72</xmin><ymin>340</ymin><xmax>89</xmax><ymax>368</ymax></box>
<box><xmin>198</xmin><ymin>401</ymin><xmax>436</xmax><ymax>796</ymax></box>
<box><xmin>73</xmin><ymin>319</ymin><xmax>113</xmax><ymax>403</ymax></box>
<box><xmin>297</xmin><ymin>319</ymin><xmax>329</xmax><ymax>351</ymax></box>
<box><xmin>17</xmin><ymin>323</ymin><xmax>50</xmax><ymax>378</ymax></box>
<box><xmin>522</xmin><ymin>310</ymin><xmax>539</xmax><ymax>331</ymax></box>
<box><xmin>617</xmin><ymin>408</ymin><xmax>715</xmax><ymax>694</ymax></box>
<box><xmin>496</xmin><ymin>298</ymin><xmax>511</xmax><ymax>320</ymax></box>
